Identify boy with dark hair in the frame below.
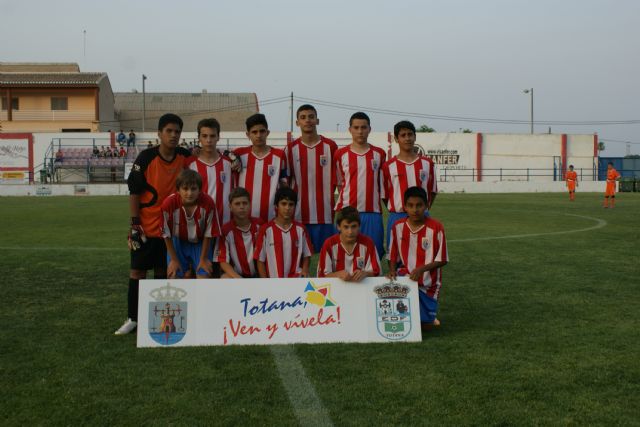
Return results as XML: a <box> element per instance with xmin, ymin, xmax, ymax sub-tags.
<box><xmin>566</xmin><ymin>164</ymin><xmax>578</xmax><ymax>201</ymax></box>
<box><xmin>161</xmin><ymin>169</ymin><xmax>220</xmax><ymax>279</ymax></box>
<box><xmin>115</xmin><ymin>113</ymin><xmax>192</xmax><ymax>335</ymax></box>
<box><xmin>317</xmin><ymin>206</ymin><xmax>380</xmax><ymax>281</ymax></box>
<box><xmin>603</xmin><ymin>161</ymin><xmax>621</xmax><ymax>208</ymax></box>
<box><xmin>335</xmin><ymin>111</ymin><xmax>386</xmax><ymax>256</ymax></box>
<box><xmin>234</xmin><ymin>113</ymin><xmax>287</xmax><ymax>222</ymax></box>
<box><xmin>285</xmin><ymin>104</ymin><xmax>338</xmax><ymax>252</ymax></box>
<box><xmin>381</xmin><ymin>120</ymin><xmax>437</xmax><ymax>246</ymax></box>
<box><xmin>255</xmin><ymin>187</ymin><xmax>312</xmax><ymax>278</ymax></box>
<box><xmin>186</xmin><ymin>117</ymin><xmax>236</xmax><ymax>226</ymax></box>
<box><xmin>216</xmin><ymin>187</ymin><xmax>264</xmax><ymax>278</ymax></box>
<box><xmin>387</xmin><ymin>186</ymin><xmax>448</xmax><ymax>330</ymax></box>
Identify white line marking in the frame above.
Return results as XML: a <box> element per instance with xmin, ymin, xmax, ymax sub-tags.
<box><xmin>448</xmin><ymin>214</ymin><xmax>607</xmax><ymax>243</ymax></box>
<box><xmin>270</xmin><ymin>345</ymin><xmax>333</xmax><ymax>427</ymax></box>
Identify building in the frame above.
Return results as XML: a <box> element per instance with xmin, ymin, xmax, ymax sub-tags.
<box><xmin>114</xmin><ymin>91</ymin><xmax>258</xmax><ymax>132</ymax></box>
<box><xmin>0</xmin><ymin>62</ymin><xmax>115</xmax><ymax>133</ymax></box>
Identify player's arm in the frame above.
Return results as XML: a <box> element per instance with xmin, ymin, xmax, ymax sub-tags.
<box><xmin>196</xmin><ymin>236</ymin><xmax>213</xmax><ymax>277</ymax></box>
<box><xmin>409</xmin><ymin>261</ymin><xmax>448</xmax><ymax>281</ymax></box>
<box><xmin>257</xmin><ymin>260</ymin><xmax>268</xmax><ymax>278</ymax></box>
<box><xmin>220</xmin><ymin>261</ymin><xmax>242</xmax><ymax>279</ymax></box>
<box><xmin>429</xmin><ymin>192</ymin><xmax>437</xmax><ymax>210</ymax></box>
<box><xmin>386</xmin><ymin>259</ymin><xmax>398</xmax><ymax>280</ymax></box>
<box><xmin>300</xmin><ymin>256</ymin><xmax>310</xmax><ymax>278</ymax></box>
<box><xmin>164</xmin><ymin>237</ymin><xmax>182</xmax><ymax>279</ymax></box>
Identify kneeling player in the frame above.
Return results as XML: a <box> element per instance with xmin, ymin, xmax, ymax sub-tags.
<box><xmin>217</xmin><ymin>187</ymin><xmax>264</xmax><ymax>278</ymax></box>
<box><xmin>317</xmin><ymin>206</ymin><xmax>380</xmax><ymax>281</ymax></box>
<box><xmin>162</xmin><ymin>169</ymin><xmax>220</xmax><ymax>279</ymax></box>
<box><xmin>387</xmin><ymin>186</ymin><xmax>448</xmax><ymax>330</ymax></box>
<box><xmin>255</xmin><ymin>187</ymin><xmax>313</xmax><ymax>278</ymax></box>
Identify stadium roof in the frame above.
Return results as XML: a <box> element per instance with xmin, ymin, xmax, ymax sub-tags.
<box><xmin>115</xmin><ymin>92</ymin><xmax>258</xmax><ymax>113</ymax></box>
<box><xmin>0</xmin><ymin>72</ymin><xmax>108</xmax><ymax>86</ymax></box>
<box><xmin>0</xmin><ymin>62</ymin><xmax>80</xmax><ymax>73</ymax></box>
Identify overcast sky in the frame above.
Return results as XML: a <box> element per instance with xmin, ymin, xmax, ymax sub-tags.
<box><xmin>2</xmin><ymin>0</ymin><xmax>639</xmax><ymax>156</ymax></box>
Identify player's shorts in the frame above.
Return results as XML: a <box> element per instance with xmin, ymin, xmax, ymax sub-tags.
<box><xmin>131</xmin><ymin>237</ymin><xmax>167</xmax><ymax>271</ymax></box>
<box><xmin>567</xmin><ymin>181</ymin><xmax>576</xmax><ymax>191</ymax></box>
<box><xmin>305</xmin><ymin>223</ymin><xmax>336</xmax><ymax>254</ymax></box>
<box><xmin>360</xmin><ymin>212</ymin><xmax>384</xmax><ymax>257</ymax></box>
<box><xmin>418</xmin><ymin>290</ymin><xmax>439</xmax><ymax>324</ymax></box>
<box><xmin>167</xmin><ymin>237</ymin><xmax>214</xmax><ymax>278</ymax></box>
<box><xmin>605</xmin><ymin>181</ymin><xmax>616</xmax><ymax>196</ymax></box>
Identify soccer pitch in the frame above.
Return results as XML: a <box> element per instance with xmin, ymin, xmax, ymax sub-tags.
<box><xmin>2</xmin><ymin>192</ymin><xmax>638</xmax><ymax>425</ymax></box>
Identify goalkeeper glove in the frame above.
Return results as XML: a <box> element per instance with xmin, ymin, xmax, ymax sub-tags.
<box><xmin>128</xmin><ymin>217</ymin><xmax>147</xmax><ymax>251</ymax></box>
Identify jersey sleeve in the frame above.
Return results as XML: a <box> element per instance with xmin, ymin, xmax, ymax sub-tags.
<box><xmin>160</xmin><ymin>197</ymin><xmax>173</xmax><ymax>238</ymax></box>
<box><xmin>380</xmin><ymin>162</ymin><xmax>390</xmax><ymax>200</ymax></box>
<box><xmin>317</xmin><ymin>241</ymin><xmax>332</xmax><ymax>277</ymax></box>
<box><xmin>367</xmin><ymin>241</ymin><xmax>381</xmax><ymax>276</ymax></box>
<box><xmin>388</xmin><ymin>224</ymin><xmax>399</xmax><ymax>265</ymax></box>
<box><xmin>216</xmin><ymin>234</ymin><xmax>230</xmax><ymax>263</ymax></box>
<box><xmin>434</xmin><ymin>224</ymin><xmax>448</xmax><ymax>263</ymax></box>
<box><xmin>302</xmin><ymin>227</ymin><xmax>313</xmax><ymax>257</ymax></box>
<box><xmin>127</xmin><ymin>149</ymin><xmax>155</xmax><ymax>195</ymax></box>
<box><xmin>428</xmin><ymin>159</ymin><xmax>438</xmax><ymax>194</ymax></box>
<box><xmin>254</xmin><ymin>224</ymin><xmax>268</xmax><ymax>262</ymax></box>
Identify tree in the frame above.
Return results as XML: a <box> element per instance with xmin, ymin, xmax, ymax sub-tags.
<box><xmin>598</xmin><ymin>142</ymin><xmax>605</xmax><ymax>151</ymax></box>
<box><xmin>417</xmin><ymin>124</ymin><xmax>435</xmax><ymax>133</ymax></box>
<box><xmin>462</xmin><ymin>128</ymin><xmax>473</xmax><ymax>133</ymax></box>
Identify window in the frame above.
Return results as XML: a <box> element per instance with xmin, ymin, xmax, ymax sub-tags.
<box><xmin>51</xmin><ymin>97</ymin><xmax>68</xmax><ymax>110</ymax></box>
<box><xmin>1</xmin><ymin>97</ymin><xmax>19</xmax><ymax>110</ymax></box>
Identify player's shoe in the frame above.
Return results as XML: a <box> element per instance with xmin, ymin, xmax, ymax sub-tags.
<box><xmin>420</xmin><ymin>319</ymin><xmax>441</xmax><ymax>331</ymax></box>
<box><xmin>114</xmin><ymin>318</ymin><xmax>137</xmax><ymax>335</ymax></box>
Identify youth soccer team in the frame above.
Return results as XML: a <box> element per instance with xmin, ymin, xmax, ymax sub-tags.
<box><xmin>115</xmin><ymin>105</ymin><xmax>449</xmax><ymax>335</ymax></box>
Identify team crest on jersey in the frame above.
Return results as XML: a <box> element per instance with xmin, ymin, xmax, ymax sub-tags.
<box><xmin>356</xmin><ymin>256</ymin><xmax>365</xmax><ymax>270</ymax></box>
<box><xmin>267</xmin><ymin>165</ymin><xmax>276</xmax><ymax>177</ymax></box>
<box><xmin>148</xmin><ymin>283</ymin><xmax>188</xmax><ymax>346</ymax></box>
<box><xmin>319</xmin><ymin>155</ymin><xmax>328</xmax><ymax>167</ymax></box>
<box><xmin>220</xmin><ymin>172</ymin><xmax>227</xmax><ymax>183</ymax></box>
<box><xmin>421</xmin><ymin>237</ymin><xmax>430</xmax><ymax>250</ymax></box>
<box><xmin>371</xmin><ymin>159</ymin><xmax>379</xmax><ymax>170</ymax></box>
<box><xmin>374</xmin><ymin>283</ymin><xmax>412</xmax><ymax>340</ymax></box>
<box><xmin>419</xmin><ymin>169</ymin><xmax>427</xmax><ymax>182</ymax></box>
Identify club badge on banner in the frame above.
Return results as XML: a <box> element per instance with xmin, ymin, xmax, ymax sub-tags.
<box><xmin>137</xmin><ymin>277</ymin><xmax>421</xmax><ymax>347</ymax></box>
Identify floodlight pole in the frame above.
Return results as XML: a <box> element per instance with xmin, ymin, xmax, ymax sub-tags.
<box><xmin>523</xmin><ymin>88</ymin><xmax>534</xmax><ymax>134</ymax></box>
<box><xmin>142</xmin><ymin>74</ymin><xmax>147</xmax><ymax>133</ymax></box>
<box><xmin>290</xmin><ymin>92</ymin><xmax>294</xmax><ymax>133</ymax></box>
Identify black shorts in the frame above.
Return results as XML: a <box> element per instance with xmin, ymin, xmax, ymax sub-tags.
<box><xmin>131</xmin><ymin>237</ymin><xmax>167</xmax><ymax>271</ymax></box>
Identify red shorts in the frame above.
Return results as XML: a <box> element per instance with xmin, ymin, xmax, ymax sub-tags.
<box><xmin>567</xmin><ymin>181</ymin><xmax>576</xmax><ymax>191</ymax></box>
<box><xmin>605</xmin><ymin>181</ymin><xmax>616</xmax><ymax>196</ymax></box>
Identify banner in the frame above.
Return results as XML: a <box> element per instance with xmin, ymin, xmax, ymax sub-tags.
<box><xmin>137</xmin><ymin>277</ymin><xmax>421</xmax><ymax>347</ymax></box>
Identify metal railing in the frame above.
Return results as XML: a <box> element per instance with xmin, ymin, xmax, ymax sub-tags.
<box><xmin>10</xmin><ymin>109</ymin><xmax>95</xmax><ymax>121</ymax></box>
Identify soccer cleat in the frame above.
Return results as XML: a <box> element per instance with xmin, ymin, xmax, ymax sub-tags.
<box><xmin>114</xmin><ymin>318</ymin><xmax>137</xmax><ymax>335</ymax></box>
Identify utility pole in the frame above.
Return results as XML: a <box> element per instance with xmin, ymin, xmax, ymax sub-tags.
<box><xmin>142</xmin><ymin>74</ymin><xmax>147</xmax><ymax>133</ymax></box>
<box><xmin>290</xmin><ymin>92</ymin><xmax>294</xmax><ymax>133</ymax></box>
<box><xmin>523</xmin><ymin>88</ymin><xmax>534</xmax><ymax>134</ymax></box>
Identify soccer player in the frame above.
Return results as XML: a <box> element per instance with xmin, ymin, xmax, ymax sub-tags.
<box><xmin>161</xmin><ymin>169</ymin><xmax>220</xmax><ymax>279</ymax></box>
<box><xmin>317</xmin><ymin>206</ymin><xmax>381</xmax><ymax>281</ymax></box>
<box><xmin>334</xmin><ymin>112</ymin><xmax>387</xmax><ymax>256</ymax></box>
<box><xmin>234</xmin><ymin>113</ymin><xmax>287</xmax><ymax>222</ymax></box>
<box><xmin>603</xmin><ymin>161</ymin><xmax>621</xmax><ymax>208</ymax></box>
<box><xmin>285</xmin><ymin>104</ymin><xmax>338</xmax><ymax>252</ymax></box>
<box><xmin>216</xmin><ymin>187</ymin><xmax>264</xmax><ymax>278</ymax></box>
<box><xmin>115</xmin><ymin>113</ymin><xmax>192</xmax><ymax>335</ymax></box>
<box><xmin>387</xmin><ymin>186</ymin><xmax>448</xmax><ymax>330</ymax></box>
<box><xmin>381</xmin><ymin>120</ymin><xmax>437</xmax><ymax>246</ymax></box>
<box><xmin>255</xmin><ymin>187</ymin><xmax>313</xmax><ymax>278</ymax></box>
<box><xmin>186</xmin><ymin>118</ymin><xmax>235</xmax><ymax>226</ymax></box>
<box><xmin>565</xmin><ymin>164</ymin><xmax>578</xmax><ymax>201</ymax></box>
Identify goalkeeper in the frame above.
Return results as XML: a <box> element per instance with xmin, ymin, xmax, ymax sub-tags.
<box><xmin>115</xmin><ymin>113</ymin><xmax>193</xmax><ymax>335</ymax></box>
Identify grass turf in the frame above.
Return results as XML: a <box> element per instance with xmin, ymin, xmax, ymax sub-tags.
<box><xmin>1</xmin><ymin>192</ymin><xmax>638</xmax><ymax>425</ymax></box>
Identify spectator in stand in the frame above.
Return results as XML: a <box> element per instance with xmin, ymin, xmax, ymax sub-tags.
<box><xmin>127</xmin><ymin>130</ymin><xmax>136</xmax><ymax>147</ymax></box>
<box><xmin>117</xmin><ymin>130</ymin><xmax>126</xmax><ymax>146</ymax></box>
<box><xmin>100</xmin><ymin>146</ymin><xmax>107</xmax><ymax>157</ymax></box>
<box><xmin>119</xmin><ymin>147</ymin><xmax>126</xmax><ymax>157</ymax></box>
<box><xmin>92</xmin><ymin>146</ymin><xmax>100</xmax><ymax>158</ymax></box>
<box><xmin>55</xmin><ymin>149</ymin><xmax>64</xmax><ymax>164</ymax></box>
<box><xmin>147</xmin><ymin>141</ymin><xmax>153</xmax><ymax>149</ymax></box>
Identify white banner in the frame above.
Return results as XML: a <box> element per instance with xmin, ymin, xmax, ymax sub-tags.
<box><xmin>137</xmin><ymin>277</ymin><xmax>421</xmax><ymax>347</ymax></box>
<box><xmin>0</xmin><ymin>139</ymin><xmax>30</xmax><ymax>168</ymax></box>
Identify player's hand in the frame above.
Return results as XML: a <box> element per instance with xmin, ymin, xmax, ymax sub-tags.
<box><xmin>197</xmin><ymin>258</ymin><xmax>213</xmax><ymax>277</ymax></box>
<box><xmin>336</xmin><ymin>270</ymin><xmax>352</xmax><ymax>281</ymax></box>
<box><xmin>409</xmin><ymin>267</ymin><xmax>425</xmax><ymax>282</ymax></box>
<box><xmin>300</xmin><ymin>268</ymin><xmax>310</xmax><ymax>278</ymax></box>
<box><xmin>350</xmin><ymin>270</ymin><xmax>367</xmax><ymax>282</ymax></box>
<box><xmin>386</xmin><ymin>270</ymin><xmax>397</xmax><ymax>281</ymax></box>
<box><xmin>167</xmin><ymin>259</ymin><xmax>182</xmax><ymax>279</ymax></box>
<box><xmin>127</xmin><ymin>218</ymin><xmax>146</xmax><ymax>251</ymax></box>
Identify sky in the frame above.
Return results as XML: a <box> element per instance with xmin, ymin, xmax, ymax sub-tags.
<box><xmin>2</xmin><ymin>0</ymin><xmax>639</xmax><ymax>156</ymax></box>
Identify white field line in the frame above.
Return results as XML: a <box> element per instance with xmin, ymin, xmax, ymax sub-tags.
<box><xmin>0</xmin><ymin>214</ymin><xmax>608</xmax><ymax>251</ymax></box>
<box><xmin>270</xmin><ymin>345</ymin><xmax>334</xmax><ymax>427</ymax></box>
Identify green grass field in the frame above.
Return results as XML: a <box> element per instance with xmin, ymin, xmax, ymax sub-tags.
<box><xmin>1</xmin><ymin>192</ymin><xmax>639</xmax><ymax>426</ymax></box>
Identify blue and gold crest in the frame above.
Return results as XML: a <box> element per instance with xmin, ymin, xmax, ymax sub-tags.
<box><xmin>319</xmin><ymin>155</ymin><xmax>328</xmax><ymax>167</ymax></box>
<box><xmin>148</xmin><ymin>283</ymin><xmax>188</xmax><ymax>346</ymax></box>
<box><xmin>220</xmin><ymin>171</ymin><xmax>227</xmax><ymax>183</ymax></box>
<box><xmin>419</xmin><ymin>169</ymin><xmax>427</xmax><ymax>183</ymax></box>
<box><xmin>421</xmin><ymin>237</ymin><xmax>430</xmax><ymax>250</ymax></box>
<box><xmin>374</xmin><ymin>283</ymin><xmax>412</xmax><ymax>340</ymax></box>
<box><xmin>371</xmin><ymin>159</ymin><xmax>379</xmax><ymax>170</ymax></box>
<box><xmin>267</xmin><ymin>165</ymin><xmax>276</xmax><ymax>176</ymax></box>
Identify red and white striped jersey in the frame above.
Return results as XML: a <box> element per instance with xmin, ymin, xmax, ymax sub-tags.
<box><xmin>388</xmin><ymin>217</ymin><xmax>448</xmax><ymax>300</ymax></box>
<box><xmin>185</xmin><ymin>153</ymin><xmax>235</xmax><ymax>225</ymax></box>
<box><xmin>234</xmin><ymin>146</ymin><xmax>287</xmax><ymax>222</ymax></box>
<box><xmin>285</xmin><ymin>136</ymin><xmax>338</xmax><ymax>224</ymax></box>
<box><xmin>334</xmin><ymin>145</ymin><xmax>386</xmax><ymax>213</ymax></box>
<box><xmin>254</xmin><ymin>220</ymin><xmax>313</xmax><ymax>278</ymax></box>
<box><xmin>161</xmin><ymin>192</ymin><xmax>221</xmax><ymax>243</ymax></box>
<box><xmin>215</xmin><ymin>218</ymin><xmax>263</xmax><ymax>277</ymax></box>
<box><xmin>317</xmin><ymin>234</ymin><xmax>381</xmax><ymax>277</ymax></box>
<box><xmin>381</xmin><ymin>156</ymin><xmax>438</xmax><ymax>212</ymax></box>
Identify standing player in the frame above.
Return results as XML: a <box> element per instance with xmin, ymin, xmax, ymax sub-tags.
<box><xmin>217</xmin><ymin>187</ymin><xmax>264</xmax><ymax>278</ymax></box>
<box><xmin>565</xmin><ymin>164</ymin><xmax>578</xmax><ymax>201</ymax></box>
<box><xmin>318</xmin><ymin>206</ymin><xmax>381</xmax><ymax>281</ymax></box>
<box><xmin>381</xmin><ymin>120</ymin><xmax>437</xmax><ymax>246</ymax></box>
<box><xmin>235</xmin><ymin>114</ymin><xmax>287</xmax><ymax>222</ymax></box>
<box><xmin>186</xmin><ymin>118</ymin><xmax>235</xmax><ymax>226</ymax></box>
<box><xmin>161</xmin><ymin>169</ymin><xmax>220</xmax><ymax>279</ymax></box>
<box><xmin>285</xmin><ymin>104</ymin><xmax>338</xmax><ymax>252</ymax></box>
<box><xmin>115</xmin><ymin>113</ymin><xmax>192</xmax><ymax>335</ymax></box>
<box><xmin>255</xmin><ymin>187</ymin><xmax>313</xmax><ymax>278</ymax></box>
<box><xmin>335</xmin><ymin>112</ymin><xmax>386</xmax><ymax>256</ymax></box>
<box><xmin>603</xmin><ymin>161</ymin><xmax>621</xmax><ymax>208</ymax></box>
<box><xmin>387</xmin><ymin>187</ymin><xmax>448</xmax><ymax>330</ymax></box>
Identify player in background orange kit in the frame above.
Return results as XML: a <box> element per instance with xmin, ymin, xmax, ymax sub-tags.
<box><xmin>565</xmin><ymin>165</ymin><xmax>578</xmax><ymax>201</ymax></box>
<box><xmin>603</xmin><ymin>162</ymin><xmax>621</xmax><ymax>208</ymax></box>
